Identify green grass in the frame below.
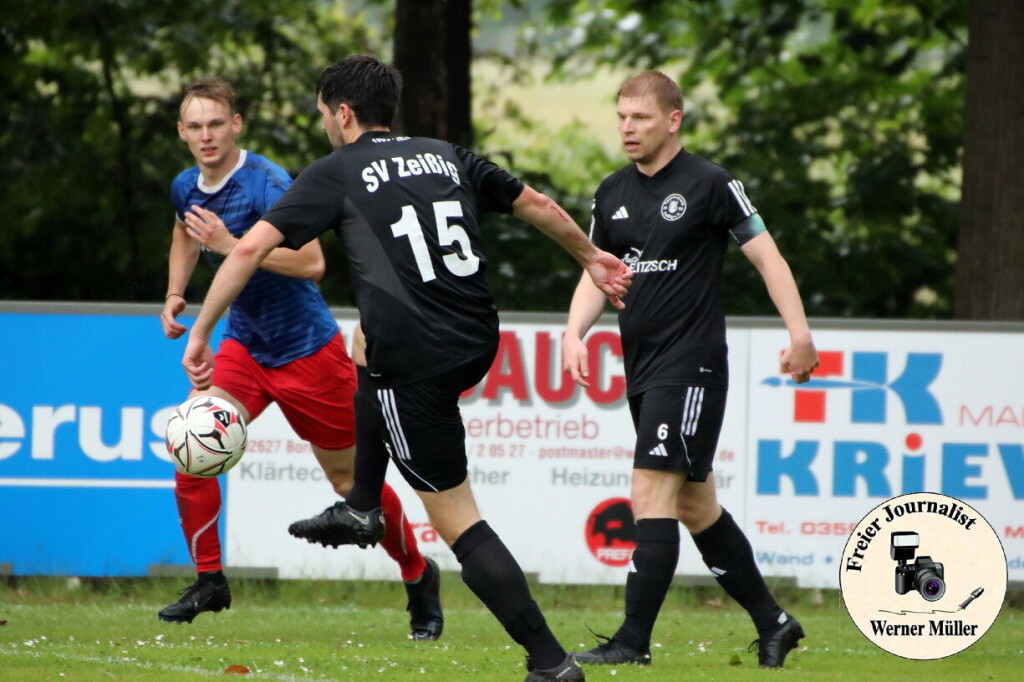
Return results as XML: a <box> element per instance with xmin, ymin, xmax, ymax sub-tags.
<box><xmin>1</xmin><ymin>576</ymin><xmax>1020</xmax><ymax>681</ymax></box>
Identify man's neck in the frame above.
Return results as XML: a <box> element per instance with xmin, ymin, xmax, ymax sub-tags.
<box><xmin>636</xmin><ymin>142</ymin><xmax>681</xmax><ymax>177</ymax></box>
<box><xmin>198</xmin><ymin>147</ymin><xmax>241</xmax><ymax>187</ymax></box>
<box><xmin>345</xmin><ymin>125</ymin><xmax>392</xmax><ymax>145</ymax></box>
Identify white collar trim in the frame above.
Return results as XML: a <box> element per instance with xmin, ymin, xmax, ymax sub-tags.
<box><xmin>197</xmin><ymin>150</ymin><xmax>248</xmax><ymax>194</ymax></box>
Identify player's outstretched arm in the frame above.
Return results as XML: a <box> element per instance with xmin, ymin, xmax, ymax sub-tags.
<box><xmin>562</xmin><ymin>271</ymin><xmax>608</xmax><ymax>387</ymax></box>
<box><xmin>740</xmin><ymin>230</ymin><xmax>819</xmax><ymax>383</ymax></box>
<box><xmin>512</xmin><ymin>185</ymin><xmax>632</xmax><ymax>308</ymax></box>
<box><xmin>162</xmin><ymin>217</ymin><xmax>202</xmax><ymax>339</ymax></box>
<box><xmin>183</xmin><ymin>220</ymin><xmax>286</xmax><ymax>389</ymax></box>
<box><xmin>183</xmin><ymin>205</ymin><xmax>326</xmax><ymax>281</ymax></box>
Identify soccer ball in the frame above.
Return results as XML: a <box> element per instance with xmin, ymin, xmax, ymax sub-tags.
<box><xmin>165</xmin><ymin>396</ymin><xmax>247</xmax><ymax>477</ymax></box>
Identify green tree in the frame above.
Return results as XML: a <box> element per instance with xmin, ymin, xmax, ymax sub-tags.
<box><xmin>0</xmin><ymin>0</ymin><xmax>380</xmax><ymax>303</ymax></box>
<box><xmin>522</xmin><ymin>0</ymin><xmax>967</xmax><ymax>318</ymax></box>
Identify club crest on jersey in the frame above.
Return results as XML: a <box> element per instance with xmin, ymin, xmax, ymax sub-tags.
<box><xmin>661</xmin><ymin>193</ymin><xmax>687</xmax><ymax>221</ymax></box>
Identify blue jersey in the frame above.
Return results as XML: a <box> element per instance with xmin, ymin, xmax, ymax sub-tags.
<box><xmin>171</xmin><ymin>150</ymin><xmax>339</xmax><ymax>367</ymax></box>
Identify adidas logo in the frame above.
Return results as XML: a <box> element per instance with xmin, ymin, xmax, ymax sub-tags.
<box><xmin>612</xmin><ymin>206</ymin><xmax>629</xmax><ymax>220</ymax></box>
<box><xmin>648</xmin><ymin>443</ymin><xmax>668</xmax><ymax>457</ymax></box>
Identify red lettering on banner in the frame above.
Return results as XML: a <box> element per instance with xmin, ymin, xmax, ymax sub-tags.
<box><xmin>534</xmin><ymin>332</ymin><xmax>575</xmax><ymax>403</ymax></box>
<box><xmin>586</xmin><ymin>332</ymin><xmax>625</xmax><ymax>404</ymax></box>
<box><xmin>794</xmin><ymin>351</ymin><xmax>843</xmax><ymax>422</ymax></box>
<box><xmin>481</xmin><ymin>331</ymin><xmax>529</xmax><ymax>400</ymax></box>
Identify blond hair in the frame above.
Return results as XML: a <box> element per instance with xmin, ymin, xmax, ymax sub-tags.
<box><xmin>617</xmin><ymin>71</ymin><xmax>683</xmax><ymax>114</ymax></box>
<box><xmin>179</xmin><ymin>77</ymin><xmax>238</xmax><ymax>117</ymax></box>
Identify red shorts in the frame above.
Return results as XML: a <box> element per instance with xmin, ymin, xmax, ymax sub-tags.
<box><xmin>212</xmin><ymin>333</ymin><xmax>356</xmax><ymax>450</ymax></box>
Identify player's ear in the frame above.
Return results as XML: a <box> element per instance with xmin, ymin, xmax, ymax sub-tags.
<box><xmin>338</xmin><ymin>102</ymin><xmax>356</xmax><ymax>128</ymax></box>
<box><xmin>231</xmin><ymin>113</ymin><xmax>243</xmax><ymax>135</ymax></box>
<box><xmin>669</xmin><ymin>109</ymin><xmax>682</xmax><ymax>133</ymax></box>
<box><xmin>177</xmin><ymin>120</ymin><xmax>187</xmax><ymax>140</ymax></box>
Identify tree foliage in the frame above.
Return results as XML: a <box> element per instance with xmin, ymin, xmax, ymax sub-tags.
<box><xmin>523</xmin><ymin>0</ymin><xmax>967</xmax><ymax>318</ymax></box>
<box><xmin>0</xmin><ymin>0</ymin><xmax>380</xmax><ymax>303</ymax></box>
<box><xmin>0</xmin><ymin>1</ymin><xmax>977</xmax><ymax>321</ymax></box>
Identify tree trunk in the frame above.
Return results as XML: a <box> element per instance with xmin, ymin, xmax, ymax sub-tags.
<box><xmin>954</xmin><ymin>1</ymin><xmax>1024</xmax><ymax>320</ymax></box>
<box><xmin>392</xmin><ymin>0</ymin><xmax>473</xmax><ymax>146</ymax></box>
<box><xmin>445</xmin><ymin>0</ymin><xmax>473</xmax><ymax>148</ymax></box>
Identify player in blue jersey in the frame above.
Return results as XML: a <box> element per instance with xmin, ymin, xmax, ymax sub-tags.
<box><xmin>158</xmin><ymin>77</ymin><xmax>443</xmax><ymax>641</ymax></box>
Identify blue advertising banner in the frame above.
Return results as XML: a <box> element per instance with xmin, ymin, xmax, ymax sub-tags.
<box><xmin>0</xmin><ymin>308</ymin><xmax>224</xmax><ymax>576</ymax></box>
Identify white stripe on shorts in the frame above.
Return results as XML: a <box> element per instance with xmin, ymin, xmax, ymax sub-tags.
<box><xmin>681</xmin><ymin>386</ymin><xmax>705</xmax><ymax>437</ymax></box>
<box><xmin>377</xmin><ymin>389</ymin><xmax>411</xmax><ymax>461</ymax></box>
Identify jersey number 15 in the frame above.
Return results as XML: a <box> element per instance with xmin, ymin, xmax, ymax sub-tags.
<box><xmin>390</xmin><ymin>201</ymin><xmax>480</xmax><ymax>282</ymax></box>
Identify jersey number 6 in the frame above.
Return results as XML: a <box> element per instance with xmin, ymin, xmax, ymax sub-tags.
<box><xmin>390</xmin><ymin>201</ymin><xmax>480</xmax><ymax>282</ymax></box>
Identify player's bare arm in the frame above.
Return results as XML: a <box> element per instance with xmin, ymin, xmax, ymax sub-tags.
<box><xmin>162</xmin><ymin>216</ymin><xmax>202</xmax><ymax>339</ymax></box>
<box><xmin>511</xmin><ymin>185</ymin><xmax>633</xmax><ymax>308</ymax></box>
<box><xmin>184</xmin><ymin>219</ymin><xmax>285</xmax><ymax>389</ymax></box>
<box><xmin>183</xmin><ymin>205</ymin><xmax>326</xmax><ymax>282</ymax></box>
<box><xmin>740</xmin><ymin>230</ymin><xmax>819</xmax><ymax>383</ymax></box>
<box><xmin>562</xmin><ymin>271</ymin><xmax>609</xmax><ymax>388</ymax></box>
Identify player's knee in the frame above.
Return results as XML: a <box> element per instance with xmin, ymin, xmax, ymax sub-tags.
<box><xmin>677</xmin><ymin>499</ymin><xmax>718</xmax><ymax>533</ymax></box>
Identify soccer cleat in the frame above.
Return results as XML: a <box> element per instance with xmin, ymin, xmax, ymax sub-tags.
<box><xmin>749</xmin><ymin>615</ymin><xmax>804</xmax><ymax>668</ymax></box>
<box><xmin>157</xmin><ymin>578</ymin><xmax>231</xmax><ymax>623</ymax></box>
<box><xmin>524</xmin><ymin>654</ymin><xmax>586</xmax><ymax>681</ymax></box>
<box><xmin>573</xmin><ymin>633</ymin><xmax>651</xmax><ymax>666</ymax></box>
<box><xmin>405</xmin><ymin>556</ymin><xmax>444</xmax><ymax>641</ymax></box>
<box><xmin>287</xmin><ymin>501</ymin><xmax>385</xmax><ymax>549</ymax></box>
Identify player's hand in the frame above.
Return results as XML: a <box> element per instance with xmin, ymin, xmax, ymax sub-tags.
<box><xmin>184</xmin><ymin>205</ymin><xmax>238</xmax><ymax>256</ymax></box>
<box><xmin>562</xmin><ymin>333</ymin><xmax>590</xmax><ymax>388</ymax></box>
<box><xmin>160</xmin><ymin>295</ymin><xmax>188</xmax><ymax>339</ymax></box>
<box><xmin>781</xmin><ymin>338</ymin><xmax>819</xmax><ymax>384</ymax></box>
<box><xmin>585</xmin><ymin>250</ymin><xmax>633</xmax><ymax>310</ymax></box>
<box><xmin>183</xmin><ymin>333</ymin><xmax>215</xmax><ymax>390</ymax></box>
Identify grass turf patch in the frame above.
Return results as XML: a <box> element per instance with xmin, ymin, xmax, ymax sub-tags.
<box><xmin>1</xmin><ymin>576</ymin><xmax>1020</xmax><ymax>680</ymax></box>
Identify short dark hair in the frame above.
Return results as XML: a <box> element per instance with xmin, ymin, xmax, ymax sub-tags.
<box><xmin>618</xmin><ymin>71</ymin><xmax>683</xmax><ymax>115</ymax></box>
<box><xmin>316</xmin><ymin>54</ymin><xmax>402</xmax><ymax>128</ymax></box>
<box><xmin>180</xmin><ymin>77</ymin><xmax>238</xmax><ymax>117</ymax></box>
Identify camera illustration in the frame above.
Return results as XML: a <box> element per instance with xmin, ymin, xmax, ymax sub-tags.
<box><xmin>891</xmin><ymin>531</ymin><xmax>946</xmax><ymax>601</ymax></box>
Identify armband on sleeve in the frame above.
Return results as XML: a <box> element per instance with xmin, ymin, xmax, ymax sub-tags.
<box><xmin>729</xmin><ymin>213</ymin><xmax>767</xmax><ymax>246</ymax></box>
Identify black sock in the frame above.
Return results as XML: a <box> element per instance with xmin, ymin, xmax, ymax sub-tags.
<box><xmin>691</xmin><ymin>508</ymin><xmax>784</xmax><ymax>636</ymax></box>
<box><xmin>197</xmin><ymin>570</ymin><xmax>226</xmax><ymax>586</ymax></box>
<box><xmin>345</xmin><ymin>368</ymin><xmax>387</xmax><ymax>511</ymax></box>
<box><xmin>613</xmin><ymin>518</ymin><xmax>679</xmax><ymax>650</ymax></box>
<box><xmin>452</xmin><ymin>520</ymin><xmax>565</xmax><ymax>669</ymax></box>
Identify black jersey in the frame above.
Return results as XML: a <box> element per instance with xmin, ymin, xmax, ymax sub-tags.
<box><xmin>264</xmin><ymin>132</ymin><xmax>524</xmax><ymax>387</ymax></box>
<box><xmin>591</xmin><ymin>149</ymin><xmax>757</xmax><ymax>394</ymax></box>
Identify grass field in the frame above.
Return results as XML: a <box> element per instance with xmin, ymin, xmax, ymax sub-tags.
<box><xmin>1</xmin><ymin>575</ymin><xmax>1020</xmax><ymax>681</ymax></box>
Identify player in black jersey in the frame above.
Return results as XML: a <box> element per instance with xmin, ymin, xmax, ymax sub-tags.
<box><xmin>182</xmin><ymin>55</ymin><xmax>631</xmax><ymax>682</ymax></box>
<box><xmin>563</xmin><ymin>71</ymin><xmax>819</xmax><ymax>669</ymax></box>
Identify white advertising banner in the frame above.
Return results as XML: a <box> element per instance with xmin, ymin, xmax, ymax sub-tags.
<box><xmin>225</xmin><ymin>315</ymin><xmax>1023</xmax><ymax>588</ymax></box>
<box><xmin>743</xmin><ymin>327</ymin><xmax>1024</xmax><ymax>588</ymax></box>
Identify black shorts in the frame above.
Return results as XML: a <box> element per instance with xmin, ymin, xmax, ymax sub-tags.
<box><xmin>628</xmin><ymin>385</ymin><xmax>727</xmax><ymax>482</ymax></box>
<box><xmin>370</xmin><ymin>349</ymin><xmax>495</xmax><ymax>492</ymax></box>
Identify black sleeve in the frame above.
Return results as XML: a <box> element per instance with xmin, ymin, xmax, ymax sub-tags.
<box><xmin>589</xmin><ymin>199</ymin><xmax>610</xmax><ymax>251</ymax></box>
<box><xmin>453</xmin><ymin>145</ymin><xmax>525</xmax><ymax>214</ymax></box>
<box><xmin>708</xmin><ymin>170</ymin><xmax>757</xmax><ymax>233</ymax></box>
<box><xmin>262</xmin><ymin>155</ymin><xmax>347</xmax><ymax>250</ymax></box>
